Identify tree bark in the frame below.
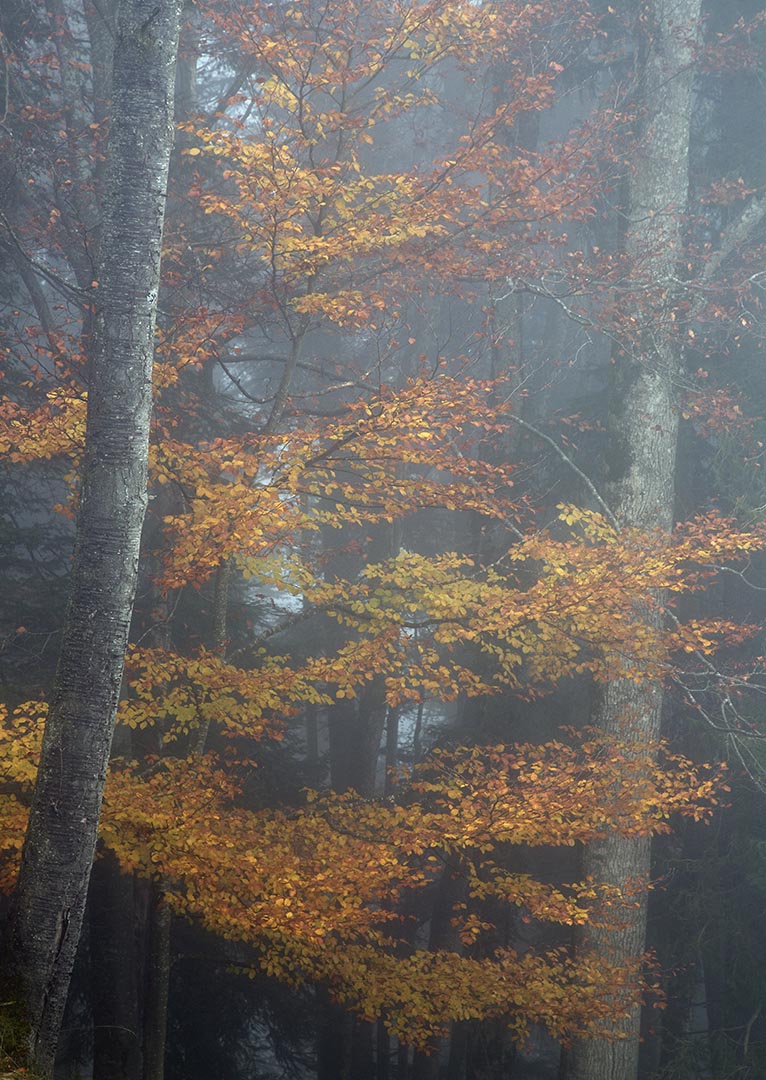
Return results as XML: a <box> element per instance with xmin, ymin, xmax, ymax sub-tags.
<box><xmin>568</xmin><ymin>3</ymin><xmax>700</xmax><ymax>1078</ymax></box>
<box><xmin>10</xmin><ymin>1</ymin><xmax>182</xmax><ymax>1073</ymax></box>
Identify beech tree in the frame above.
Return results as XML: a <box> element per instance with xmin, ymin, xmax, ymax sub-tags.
<box><xmin>567</xmin><ymin>4</ymin><xmax>766</xmax><ymax>1077</ymax></box>
<box><xmin>566</xmin><ymin>3</ymin><xmax>701</xmax><ymax>1077</ymax></box>
<box><xmin>5</xmin><ymin>0</ymin><xmax>183</xmax><ymax>1073</ymax></box>
<box><xmin>2</xmin><ymin>0</ymin><xmax>766</xmax><ymax>1077</ymax></box>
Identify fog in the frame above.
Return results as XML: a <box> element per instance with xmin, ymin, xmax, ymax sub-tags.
<box><xmin>1</xmin><ymin>1</ymin><xmax>766</xmax><ymax>1078</ymax></box>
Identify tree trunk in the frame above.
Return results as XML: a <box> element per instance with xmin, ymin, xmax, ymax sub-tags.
<box><xmin>10</xmin><ymin>1</ymin><xmax>182</xmax><ymax>1073</ymax></box>
<box><xmin>317</xmin><ymin>995</ymin><xmax>353</xmax><ymax>1080</ymax></box>
<box><xmin>351</xmin><ymin>1016</ymin><xmax>376</xmax><ymax>1080</ymax></box>
<box><xmin>89</xmin><ymin>852</ymin><xmax>142</xmax><ymax>1080</ymax></box>
<box><xmin>142</xmin><ymin>890</ymin><xmax>172</xmax><ymax>1080</ymax></box>
<box><xmin>412</xmin><ymin>858</ymin><xmax>468</xmax><ymax>1080</ymax></box>
<box><xmin>385</xmin><ymin>707</ymin><xmax>400</xmax><ymax>797</ymax></box>
<box><xmin>568</xmin><ymin>3</ymin><xmax>699</xmax><ymax>1078</ymax></box>
<box><xmin>377</xmin><ymin>1019</ymin><xmax>391</xmax><ymax>1080</ymax></box>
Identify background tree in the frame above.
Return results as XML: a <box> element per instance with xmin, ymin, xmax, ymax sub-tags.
<box><xmin>566</xmin><ymin>2</ymin><xmax>701</xmax><ymax>1076</ymax></box>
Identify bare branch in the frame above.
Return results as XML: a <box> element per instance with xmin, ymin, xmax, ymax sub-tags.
<box><xmin>507</xmin><ymin>413</ymin><xmax>620</xmax><ymax>531</ymax></box>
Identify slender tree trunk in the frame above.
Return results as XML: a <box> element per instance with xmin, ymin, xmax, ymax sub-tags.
<box><xmin>412</xmin><ymin>857</ymin><xmax>468</xmax><ymax>1080</ymax></box>
<box><xmin>377</xmin><ymin>1020</ymin><xmax>391</xmax><ymax>1080</ymax></box>
<box><xmin>328</xmin><ymin>520</ymin><xmax>400</xmax><ymax>796</ymax></box>
<box><xmin>384</xmin><ymin>707</ymin><xmax>400</xmax><ymax>797</ymax></box>
<box><xmin>89</xmin><ymin>852</ymin><xmax>142</xmax><ymax>1080</ymax></box>
<box><xmin>351</xmin><ymin>1017</ymin><xmax>376</xmax><ymax>1080</ymax></box>
<box><xmin>305</xmin><ymin>702</ymin><xmax>321</xmax><ymax>779</ymax></box>
<box><xmin>143</xmin><ymin>557</ymin><xmax>230</xmax><ymax>1080</ymax></box>
<box><xmin>142</xmin><ymin>892</ymin><xmax>172</xmax><ymax>1080</ymax></box>
<box><xmin>317</xmin><ymin>996</ymin><xmax>353</xmax><ymax>1080</ymax></box>
<box><xmin>10</xmin><ymin>2</ymin><xmax>182</xmax><ymax>1073</ymax></box>
<box><xmin>568</xmin><ymin>3</ymin><xmax>699</xmax><ymax>1078</ymax></box>
<box><xmin>328</xmin><ymin>678</ymin><xmax>389</xmax><ymax>797</ymax></box>
<box><xmin>192</xmin><ymin>558</ymin><xmax>231</xmax><ymax>754</ymax></box>
<box><xmin>446</xmin><ymin>1021</ymin><xmax>469</xmax><ymax>1080</ymax></box>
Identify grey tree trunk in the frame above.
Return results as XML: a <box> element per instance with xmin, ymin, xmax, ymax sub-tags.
<box><xmin>10</xmin><ymin>1</ymin><xmax>182</xmax><ymax>1074</ymax></box>
<box><xmin>142</xmin><ymin>892</ymin><xmax>172</xmax><ymax>1080</ymax></box>
<box><xmin>568</xmin><ymin>3</ymin><xmax>700</xmax><ymax>1078</ymax></box>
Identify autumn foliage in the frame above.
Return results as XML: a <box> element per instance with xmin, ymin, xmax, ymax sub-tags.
<box><xmin>0</xmin><ymin>475</ymin><xmax>759</xmax><ymax>1043</ymax></box>
<box><xmin>0</xmin><ymin>688</ymin><xmax>727</xmax><ymax>1046</ymax></box>
<box><xmin>2</xmin><ymin>0</ymin><xmax>766</xmax><ymax>1060</ymax></box>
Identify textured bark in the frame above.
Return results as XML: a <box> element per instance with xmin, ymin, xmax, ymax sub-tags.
<box><xmin>10</xmin><ymin>1</ymin><xmax>182</xmax><ymax>1074</ymax></box>
<box><xmin>568</xmin><ymin>3</ymin><xmax>700</xmax><ymax>1078</ymax></box>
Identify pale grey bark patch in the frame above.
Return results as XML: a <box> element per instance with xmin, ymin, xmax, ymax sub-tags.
<box><xmin>568</xmin><ymin>3</ymin><xmax>701</xmax><ymax>1079</ymax></box>
<box><xmin>10</xmin><ymin>0</ymin><xmax>183</xmax><ymax>1075</ymax></box>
